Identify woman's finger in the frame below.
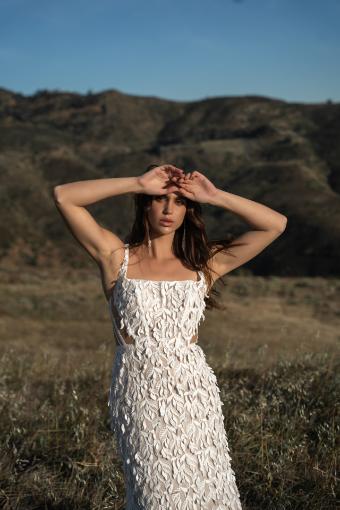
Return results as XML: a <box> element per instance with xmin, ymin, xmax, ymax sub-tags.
<box><xmin>179</xmin><ymin>180</ymin><xmax>190</xmax><ymax>186</ymax></box>
<box><xmin>169</xmin><ymin>165</ymin><xmax>184</xmax><ymax>175</ymax></box>
<box><xmin>174</xmin><ymin>165</ymin><xmax>185</xmax><ymax>173</ymax></box>
<box><xmin>178</xmin><ymin>187</ymin><xmax>190</xmax><ymax>198</ymax></box>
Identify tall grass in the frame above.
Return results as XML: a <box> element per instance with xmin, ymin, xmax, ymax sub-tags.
<box><xmin>0</xmin><ymin>350</ymin><xmax>338</xmax><ymax>509</ymax></box>
<box><xmin>216</xmin><ymin>352</ymin><xmax>338</xmax><ymax>509</ymax></box>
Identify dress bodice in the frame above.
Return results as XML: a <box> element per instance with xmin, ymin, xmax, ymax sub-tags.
<box><xmin>108</xmin><ymin>243</ymin><xmax>209</xmax><ymax>350</ymax></box>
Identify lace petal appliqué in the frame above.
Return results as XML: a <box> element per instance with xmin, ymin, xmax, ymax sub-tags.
<box><xmin>107</xmin><ymin>244</ymin><xmax>242</xmax><ymax>509</ymax></box>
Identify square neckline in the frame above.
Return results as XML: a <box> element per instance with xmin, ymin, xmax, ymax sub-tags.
<box><xmin>122</xmin><ymin>243</ymin><xmax>204</xmax><ymax>284</ymax></box>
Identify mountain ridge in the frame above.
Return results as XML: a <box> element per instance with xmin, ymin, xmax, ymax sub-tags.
<box><xmin>0</xmin><ymin>87</ymin><xmax>339</xmax><ymax>275</ymax></box>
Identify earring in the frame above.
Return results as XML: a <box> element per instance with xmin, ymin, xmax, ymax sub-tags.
<box><xmin>147</xmin><ymin>230</ymin><xmax>152</xmax><ymax>255</ymax></box>
<box><xmin>145</xmin><ymin>218</ymin><xmax>152</xmax><ymax>255</ymax></box>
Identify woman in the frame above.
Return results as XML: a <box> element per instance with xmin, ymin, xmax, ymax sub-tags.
<box><xmin>54</xmin><ymin>164</ymin><xmax>287</xmax><ymax>509</ymax></box>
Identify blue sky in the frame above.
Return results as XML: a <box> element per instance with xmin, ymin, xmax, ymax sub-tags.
<box><xmin>0</xmin><ymin>0</ymin><xmax>339</xmax><ymax>103</ymax></box>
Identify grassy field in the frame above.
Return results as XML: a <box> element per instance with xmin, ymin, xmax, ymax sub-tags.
<box><xmin>0</xmin><ymin>267</ymin><xmax>339</xmax><ymax>509</ymax></box>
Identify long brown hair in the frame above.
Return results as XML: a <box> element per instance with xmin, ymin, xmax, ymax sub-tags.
<box><xmin>125</xmin><ymin>164</ymin><xmax>244</xmax><ymax>311</ymax></box>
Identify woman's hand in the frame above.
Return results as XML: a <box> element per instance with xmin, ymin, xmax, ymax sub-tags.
<box><xmin>177</xmin><ymin>170</ymin><xmax>219</xmax><ymax>204</ymax></box>
<box><xmin>137</xmin><ymin>165</ymin><xmax>184</xmax><ymax>195</ymax></box>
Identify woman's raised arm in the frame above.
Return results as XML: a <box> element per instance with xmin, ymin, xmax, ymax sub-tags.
<box><xmin>207</xmin><ymin>188</ymin><xmax>287</xmax><ymax>280</ymax></box>
<box><xmin>177</xmin><ymin>170</ymin><xmax>287</xmax><ymax>281</ymax></box>
<box><xmin>53</xmin><ymin>176</ymin><xmax>143</xmax><ymax>264</ymax></box>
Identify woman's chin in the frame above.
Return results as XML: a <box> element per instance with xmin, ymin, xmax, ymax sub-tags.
<box><xmin>155</xmin><ymin>225</ymin><xmax>176</xmax><ymax>235</ymax></box>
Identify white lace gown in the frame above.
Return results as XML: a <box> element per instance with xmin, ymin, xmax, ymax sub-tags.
<box><xmin>108</xmin><ymin>243</ymin><xmax>242</xmax><ymax>509</ymax></box>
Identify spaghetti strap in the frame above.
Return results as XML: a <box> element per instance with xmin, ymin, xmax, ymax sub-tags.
<box><xmin>125</xmin><ymin>243</ymin><xmax>129</xmax><ymax>268</ymax></box>
<box><xmin>119</xmin><ymin>243</ymin><xmax>129</xmax><ymax>278</ymax></box>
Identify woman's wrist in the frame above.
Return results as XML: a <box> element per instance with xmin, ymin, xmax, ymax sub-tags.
<box><xmin>205</xmin><ymin>187</ymin><xmax>225</xmax><ymax>207</ymax></box>
<box><xmin>132</xmin><ymin>176</ymin><xmax>146</xmax><ymax>194</ymax></box>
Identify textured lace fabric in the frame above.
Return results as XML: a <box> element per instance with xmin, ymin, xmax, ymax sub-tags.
<box><xmin>108</xmin><ymin>244</ymin><xmax>242</xmax><ymax>509</ymax></box>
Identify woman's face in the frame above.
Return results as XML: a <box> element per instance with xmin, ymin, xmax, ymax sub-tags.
<box><xmin>147</xmin><ymin>193</ymin><xmax>187</xmax><ymax>234</ymax></box>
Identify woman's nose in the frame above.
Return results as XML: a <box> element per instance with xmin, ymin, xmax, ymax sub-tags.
<box><xmin>163</xmin><ymin>203</ymin><xmax>173</xmax><ymax>214</ymax></box>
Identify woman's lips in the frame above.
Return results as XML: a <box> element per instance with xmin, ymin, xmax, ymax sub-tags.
<box><xmin>160</xmin><ymin>219</ymin><xmax>174</xmax><ymax>226</ymax></box>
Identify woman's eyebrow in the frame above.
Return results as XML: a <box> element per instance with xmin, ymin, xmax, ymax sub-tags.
<box><xmin>158</xmin><ymin>192</ymin><xmax>185</xmax><ymax>200</ymax></box>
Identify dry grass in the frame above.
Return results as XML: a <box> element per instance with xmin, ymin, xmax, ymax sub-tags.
<box><xmin>0</xmin><ymin>267</ymin><xmax>339</xmax><ymax>509</ymax></box>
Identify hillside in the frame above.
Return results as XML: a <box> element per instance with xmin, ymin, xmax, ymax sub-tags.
<box><xmin>0</xmin><ymin>87</ymin><xmax>339</xmax><ymax>275</ymax></box>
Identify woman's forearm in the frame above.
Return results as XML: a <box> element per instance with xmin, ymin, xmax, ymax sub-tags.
<box><xmin>208</xmin><ymin>188</ymin><xmax>287</xmax><ymax>232</ymax></box>
<box><xmin>53</xmin><ymin>176</ymin><xmax>143</xmax><ymax>206</ymax></box>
